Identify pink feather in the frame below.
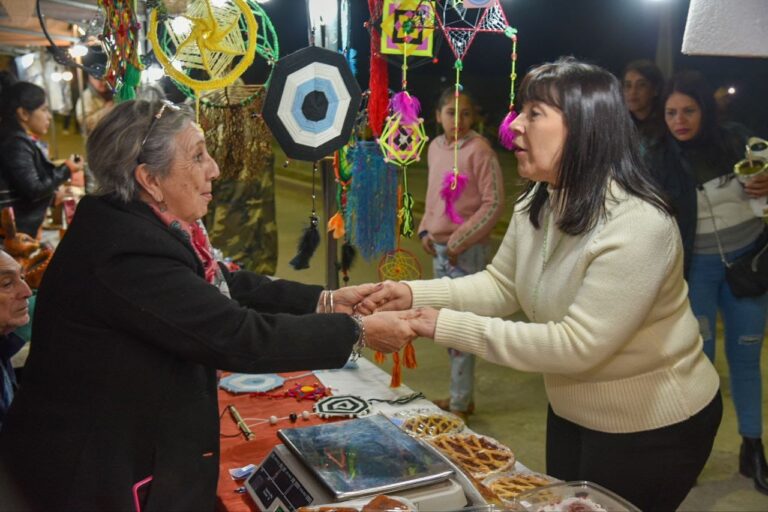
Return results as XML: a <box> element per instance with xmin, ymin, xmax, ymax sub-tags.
<box><xmin>440</xmin><ymin>170</ymin><xmax>469</xmax><ymax>224</ymax></box>
<box><xmin>390</xmin><ymin>91</ymin><xmax>421</xmax><ymax>125</ymax></box>
<box><xmin>498</xmin><ymin>110</ymin><xmax>518</xmax><ymax>150</ymax></box>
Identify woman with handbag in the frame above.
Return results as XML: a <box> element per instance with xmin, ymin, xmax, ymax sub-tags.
<box><xmin>645</xmin><ymin>69</ymin><xmax>768</xmax><ymax>495</ymax></box>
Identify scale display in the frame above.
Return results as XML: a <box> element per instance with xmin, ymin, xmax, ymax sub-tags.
<box><xmin>278</xmin><ymin>415</ymin><xmax>454</xmax><ymax>500</ymax></box>
<box><xmin>246</xmin><ymin>447</ymin><xmax>318</xmax><ymax>511</ymax></box>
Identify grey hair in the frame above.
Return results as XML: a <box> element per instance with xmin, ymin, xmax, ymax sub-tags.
<box><xmin>86</xmin><ymin>100</ymin><xmax>194</xmax><ymax>202</ymax></box>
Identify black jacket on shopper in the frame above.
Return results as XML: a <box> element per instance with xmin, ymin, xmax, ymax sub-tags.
<box><xmin>0</xmin><ymin>129</ymin><xmax>70</xmax><ymax>235</ymax></box>
<box><xmin>0</xmin><ymin>194</ymin><xmax>358</xmax><ymax>511</ymax></box>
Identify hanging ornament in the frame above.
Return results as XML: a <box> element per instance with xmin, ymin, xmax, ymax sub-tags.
<box><xmin>375</xmin><ymin>186</ymin><xmax>421</xmax><ymax>388</ymax></box>
<box><xmin>366</xmin><ymin>0</ymin><xmax>389</xmax><ymax>137</ymax></box>
<box><xmin>432</xmin><ymin>1</ymin><xmax>516</xmax><ymax>206</ymax></box>
<box><xmin>380</xmin><ymin>0</ymin><xmax>436</xmax><ymax>57</ymax></box>
<box><xmin>289</xmin><ymin>162</ymin><xmax>321</xmax><ymax>270</ymax></box>
<box><xmin>98</xmin><ymin>0</ymin><xmax>144</xmax><ymax>101</ymax></box>
<box><xmin>346</xmin><ymin>141</ymin><xmax>398</xmax><ymax>261</ymax></box>
<box><xmin>498</xmin><ymin>27</ymin><xmax>519</xmax><ymax>150</ymax></box>
<box><xmin>261</xmin><ymin>46</ymin><xmax>363</xmax><ymax>162</ymax></box>
<box><xmin>147</xmin><ymin>0</ymin><xmax>258</xmax><ymax>113</ymax></box>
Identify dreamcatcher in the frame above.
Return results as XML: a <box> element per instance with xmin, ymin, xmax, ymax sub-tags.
<box><xmin>376</xmin><ymin>1</ymin><xmax>433</xmax><ymax>240</ymax></box>
<box><xmin>374</xmin><ymin>172</ymin><xmax>423</xmax><ymax>388</ymax></box>
<box><xmin>199</xmin><ymin>85</ymin><xmax>278</xmax><ymax>274</ymax></box>
<box><xmin>433</xmin><ymin>0</ymin><xmax>517</xmax><ymax>198</ymax></box>
<box><xmin>346</xmin><ymin>140</ymin><xmax>398</xmax><ymax>263</ymax></box>
<box><xmin>262</xmin><ymin>45</ymin><xmax>362</xmax><ymax>270</ymax></box>
<box><xmin>98</xmin><ymin>0</ymin><xmax>144</xmax><ymax>101</ymax></box>
<box><xmin>147</xmin><ymin>0</ymin><xmax>259</xmax><ymax>113</ymax></box>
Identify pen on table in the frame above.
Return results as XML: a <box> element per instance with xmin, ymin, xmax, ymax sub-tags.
<box><xmin>228</xmin><ymin>405</ymin><xmax>254</xmax><ymax>441</ymax></box>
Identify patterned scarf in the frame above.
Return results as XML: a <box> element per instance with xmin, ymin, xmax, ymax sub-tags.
<box><xmin>150</xmin><ymin>206</ymin><xmax>222</xmax><ymax>287</ymax></box>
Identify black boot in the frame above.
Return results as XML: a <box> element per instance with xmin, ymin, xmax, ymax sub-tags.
<box><xmin>739</xmin><ymin>437</ymin><xmax>768</xmax><ymax>495</ymax></box>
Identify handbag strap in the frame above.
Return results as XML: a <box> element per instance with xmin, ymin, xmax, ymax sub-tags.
<box><xmin>698</xmin><ymin>185</ymin><xmax>732</xmax><ymax>268</ymax></box>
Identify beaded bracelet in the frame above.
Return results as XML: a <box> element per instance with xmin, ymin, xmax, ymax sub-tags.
<box><xmin>350</xmin><ymin>314</ymin><xmax>366</xmax><ymax>361</ymax></box>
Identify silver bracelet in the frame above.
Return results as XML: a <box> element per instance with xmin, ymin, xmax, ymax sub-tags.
<box><xmin>350</xmin><ymin>314</ymin><xmax>366</xmax><ymax>361</ymax></box>
<box><xmin>329</xmin><ymin>290</ymin><xmax>334</xmax><ymax>313</ymax></box>
<box><xmin>317</xmin><ymin>290</ymin><xmax>328</xmax><ymax>313</ymax></box>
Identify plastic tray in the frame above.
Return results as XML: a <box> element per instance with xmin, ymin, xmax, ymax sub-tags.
<box><xmin>513</xmin><ymin>481</ymin><xmax>641</xmax><ymax>512</ymax></box>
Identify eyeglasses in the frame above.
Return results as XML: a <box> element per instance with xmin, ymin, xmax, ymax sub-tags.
<box><xmin>138</xmin><ymin>100</ymin><xmax>181</xmax><ymax>162</ymax></box>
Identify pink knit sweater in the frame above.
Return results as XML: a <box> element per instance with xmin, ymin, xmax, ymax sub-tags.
<box><xmin>418</xmin><ymin>131</ymin><xmax>504</xmax><ymax>254</ymax></box>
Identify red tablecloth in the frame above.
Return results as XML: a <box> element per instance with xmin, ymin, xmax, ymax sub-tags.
<box><xmin>215</xmin><ymin>372</ymin><xmax>338</xmax><ymax>512</ymax></box>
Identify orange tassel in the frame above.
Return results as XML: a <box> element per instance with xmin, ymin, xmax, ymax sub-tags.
<box><xmin>403</xmin><ymin>343</ymin><xmax>417</xmax><ymax>368</ymax></box>
<box><xmin>390</xmin><ymin>351</ymin><xmax>402</xmax><ymax>388</ymax></box>
<box><xmin>374</xmin><ymin>351</ymin><xmax>385</xmax><ymax>364</ymax></box>
<box><xmin>327</xmin><ymin>211</ymin><xmax>345</xmax><ymax>239</ymax></box>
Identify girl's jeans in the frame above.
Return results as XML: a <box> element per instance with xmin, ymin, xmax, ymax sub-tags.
<box><xmin>433</xmin><ymin>243</ymin><xmax>489</xmax><ymax>412</ymax></box>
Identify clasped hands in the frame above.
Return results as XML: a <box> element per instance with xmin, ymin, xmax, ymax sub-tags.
<box><xmin>325</xmin><ymin>281</ymin><xmax>438</xmax><ymax>355</ymax></box>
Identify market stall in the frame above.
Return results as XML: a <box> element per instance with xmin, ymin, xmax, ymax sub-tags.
<box><xmin>215</xmin><ymin>358</ymin><xmax>640</xmax><ymax>512</ymax></box>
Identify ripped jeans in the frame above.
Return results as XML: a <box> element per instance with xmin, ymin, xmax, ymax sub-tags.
<box><xmin>688</xmin><ymin>245</ymin><xmax>768</xmax><ymax>438</ymax></box>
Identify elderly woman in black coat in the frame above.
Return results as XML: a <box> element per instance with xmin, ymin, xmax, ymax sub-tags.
<box><xmin>0</xmin><ymin>81</ymin><xmax>82</xmax><ymax>236</ymax></box>
<box><xmin>0</xmin><ymin>100</ymin><xmax>417</xmax><ymax>511</ymax></box>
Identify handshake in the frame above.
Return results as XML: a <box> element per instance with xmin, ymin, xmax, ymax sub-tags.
<box><xmin>319</xmin><ymin>281</ymin><xmax>439</xmax><ymax>355</ymax></box>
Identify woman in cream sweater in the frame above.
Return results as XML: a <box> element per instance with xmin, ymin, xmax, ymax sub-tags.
<box><xmin>360</xmin><ymin>58</ymin><xmax>721</xmax><ymax>512</ymax></box>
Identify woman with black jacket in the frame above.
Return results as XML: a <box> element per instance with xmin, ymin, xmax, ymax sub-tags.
<box><xmin>0</xmin><ymin>81</ymin><xmax>81</xmax><ymax>236</ymax></box>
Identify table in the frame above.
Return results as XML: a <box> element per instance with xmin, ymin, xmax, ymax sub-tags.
<box><xmin>215</xmin><ymin>358</ymin><xmax>439</xmax><ymax>511</ymax></box>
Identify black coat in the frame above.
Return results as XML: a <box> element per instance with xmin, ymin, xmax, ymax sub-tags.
<box><xmin>0</xmin><ymin>129</ymin><xmax>70</xmax><ymax>235</ymax></box>
<box><xmin>0</xmin><ymin>195</ymin><xmax>358</xmax><ymax>511</ymax></box>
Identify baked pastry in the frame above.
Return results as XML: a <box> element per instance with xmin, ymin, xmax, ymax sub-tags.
<box><xmin>486</xmin><ymin>473</ymin><xmax>554</xmax><ymax>502</ymax></box>
<box><xmin>401</xmin><ymin>412</ymin><xmax>464</xmax><ymax>437</ymax></box>
<box><xmin>361</xmin><ymin>494</ymin><xmax>413</xmax><ymax>511</ymax></box>
<box><xmin>429</xmin><ymin>433</ymin><xmax>515</xmax><ymax>478</ymax></box>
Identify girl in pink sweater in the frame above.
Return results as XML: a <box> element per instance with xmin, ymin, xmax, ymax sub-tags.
<box><xmin>417</xmin><ymin>88</ymin><xmax>505</xmax><ymax>419</ymax></box>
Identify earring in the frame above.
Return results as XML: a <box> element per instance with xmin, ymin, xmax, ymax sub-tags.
<box><xmin>158</xmin><ymin>201</ymin><xmax>167</xmax><ymax>212</ymax></box>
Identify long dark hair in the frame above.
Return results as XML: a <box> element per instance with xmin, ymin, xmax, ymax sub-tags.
<box><xmin>662</xmin><ymin>70</ymin><xmax>739</xmax><ymax>168</ymax></box>
<box><xmin>517</xmin><ymin>57</ymin><xmax>671</xmax><ymax>235</ymax></box>
<box><xmin>0</xmin><ymin>81</ymin><xmax>46</xmax><ymax>134</ymax></box>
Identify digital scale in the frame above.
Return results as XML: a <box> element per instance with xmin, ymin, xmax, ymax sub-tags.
<box><xmin>245</xmin><ymin>415</ymin><xmax>468</xmax><ymax>511</ymax></box>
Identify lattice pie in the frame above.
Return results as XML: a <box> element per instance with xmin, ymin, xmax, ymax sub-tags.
<box><xmin>429</xmin><ymin>433</ymin><xmax>515</xmax><ymax>478</ymax></box>
<box><xmin>401</xmin><ymin>413</ymin><xmax>464</xmax><ymax>437</ymax></box>
<box><xmin>486</xmin><ymin>473</ymin><xmax>555</xmax><ymax>502</ymax></box>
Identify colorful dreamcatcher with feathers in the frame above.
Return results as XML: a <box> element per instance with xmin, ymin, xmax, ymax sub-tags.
<box><xmin>147</xmin><ymin>0</ymin><xmax>260</xmax><ymax>112</ymax></box>
<box><xmin>432</xmin><ymin>0</ymin><xmax>518</xmax><ymax>215</ymax></box>
<box><xmin>376</xmin><ymin>1</ymin><xmax>433</xmax><ymax>240</ymax></box>
<box><xmin>98</xmin><ymin>0</ymin><xmax>144</xmax><ymax>101</ymax></box>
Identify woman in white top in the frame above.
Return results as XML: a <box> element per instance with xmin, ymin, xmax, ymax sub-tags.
<box><xmin>359</xmin><ymin>58</ymin><xmax>721</xmax><ymax>512</ymax></box>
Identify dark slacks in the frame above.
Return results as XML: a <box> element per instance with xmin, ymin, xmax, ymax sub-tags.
<box><xmin>546</xmin><ymin>393</ymin><xmax>722</xmax><ymax>511</ymax></box>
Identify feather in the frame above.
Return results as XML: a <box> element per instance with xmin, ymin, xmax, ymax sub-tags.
<box><xmin>289</xmin><ymin>214</ymin><xmax>320</xmax><ymax>270</ymax></box>
<box><xmin>439</xmin><ymin>171</ymin><xmax>469</xmax><ymax>224</ymax></box>
<box><xmin>390</xmin><ymin>91</ymin><xmax>421</xmax><ymax>125</ymax></box>
<box><xmin>341</xmin><ymin>241</ymin><xmax>357</xmax><ymax>273</ymax></box>
<box><xmin>327</xmin><ymin>211</ymin><xmax>345</xmax><ymax>239</ymax></box>
<box><xmin>498</xmin><ymin>110</ymin><xmax>518</xmax><ymax>150</ymax></box>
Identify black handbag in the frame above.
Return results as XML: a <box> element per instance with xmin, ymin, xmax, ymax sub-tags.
<box><xmin>724</xmin><ymin>227</ymin><xmax>768</xmax><ymax>298</ymax></box>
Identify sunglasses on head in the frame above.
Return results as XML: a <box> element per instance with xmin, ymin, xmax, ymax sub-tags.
<box><xmin>138</xmin><ymin>100</ymin><xmax>181</xmax><ymax>163</ymax></box>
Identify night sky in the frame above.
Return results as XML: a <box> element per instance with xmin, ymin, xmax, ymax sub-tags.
<box><xmin>252</xmin><ymin>0</ymin><xmax>766</xmax><ymax>133</ymax></box>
